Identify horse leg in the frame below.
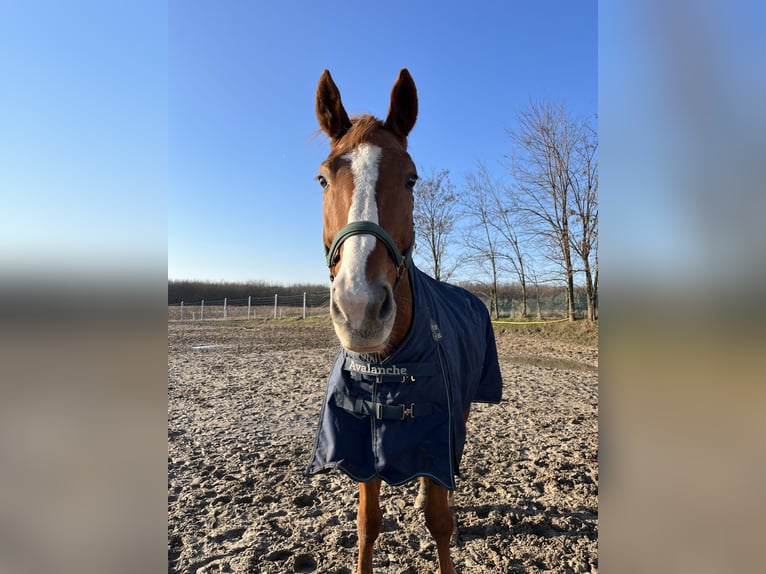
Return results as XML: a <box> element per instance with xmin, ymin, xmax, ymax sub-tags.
<box><xmin>417</xmin><ymin>477</ymin><xmax>453</xmax><ymax>509</ymax></box>
<box><xmin>415</xmin><ymin>476</ymin><xmax>428</xmax><ymax>508</ymax></box>
<box><xmin>416</xmin><ymin>404</ymin><xmax>473</xmax><ymax>510</ymax></box>
<box><xmin>356</xmin><ymin>477</ymin><xmax>382</xmax><ymax>574</ymax></box>
<box><xmin>424</xmin><ymin>479</ymin><xmax>457</xmax><ymax>574</ymax></box>
<box><xmin>416</xmin><ymin>406</ymin><xmax>472</xmax><ymax>510</ymax></box>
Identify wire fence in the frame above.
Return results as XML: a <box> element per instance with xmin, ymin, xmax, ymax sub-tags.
<box><xmin>167</xmin><ymin>292</ymin><xmax>331</xmax><ymax>322</ymax></box>
<box><xmin>167</xmin><ymin>289</ymin><xmax>591</xmax><ymax>323</ymax></box>
<box><xmin>486</xmin><ymin>292</ymin><xmax>593</xmax><ymax>320</ymax></box>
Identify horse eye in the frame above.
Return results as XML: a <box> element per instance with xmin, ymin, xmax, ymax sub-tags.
<box><xmin>317</xmin><ymin>175</ymin><xmax>329</xmax><ymax>190</ymax></box>
<box><xmin>406</xmin><ymin>174</ymin><xmax>418</xmax><ymax>190</ymax></box>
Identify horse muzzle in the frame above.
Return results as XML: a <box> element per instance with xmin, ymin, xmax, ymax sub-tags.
<box><xmin>330</xmin><ymin>276</ymin><xmax>395</xmax><ymax>352</ymax></box>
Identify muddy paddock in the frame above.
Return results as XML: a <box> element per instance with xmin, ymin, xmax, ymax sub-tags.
<box><xmin>168</xmin><ymin>318</ymin><xmax>598</xmax><ymax>573</ymax></box>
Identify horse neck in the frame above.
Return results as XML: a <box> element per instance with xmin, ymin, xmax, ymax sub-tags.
<box><xmin>383</xmin><ymin>268</ymin><xmax>414</xmax><ymax>357</ymax></box>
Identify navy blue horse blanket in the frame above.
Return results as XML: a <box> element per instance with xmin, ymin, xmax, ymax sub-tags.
<box><xmin>308</xmin><ymin>264</ymin><xmax>503</xmax><ymax>490</ymax></box>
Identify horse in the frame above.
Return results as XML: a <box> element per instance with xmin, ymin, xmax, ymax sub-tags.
<box><xmin>307</xmin><ymin>68</ymin><xmax>503</xmax><ymax>574</ymax></box>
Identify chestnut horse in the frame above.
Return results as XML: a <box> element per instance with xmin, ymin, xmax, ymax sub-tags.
<box><xmin>308</xmin><ymin>69</ymin><xmax>502</xmax><ymax>574</ymax></box>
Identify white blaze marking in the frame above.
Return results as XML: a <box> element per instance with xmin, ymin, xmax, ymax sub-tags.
<box><xmin>333</xmin><ymin>144</ymin><xmax>381</xmax><ymax>324</ymax></box>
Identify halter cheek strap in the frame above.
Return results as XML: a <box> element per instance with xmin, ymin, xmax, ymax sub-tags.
<box><xmin>325</xmin><ymin>221</ymin><xmax>414</xmax><ymax>289</ymax></box>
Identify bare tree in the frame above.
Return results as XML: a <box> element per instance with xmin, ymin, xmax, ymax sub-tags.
<box><xmin>473</xmin><ymin>161</ymin><xmax>530</xmax><ymax>319</ymax></box>
<box><xmin>412</xmin><ymin>169</ymin><xmax>459</xmax><ymax>281</ymax></box>
<box><xmin>461</xmin><ymin>168</ymin><xmax>502</xmax><ymax>319</ymax></box>
<box><xmin>507</xmin><ymin>100</ymin><xmax>584</xmax><ymax>322</ymax></box>
<box><xmin>569</xmin><ymin>117</ymin><xmax>598</xmax><ymax>320</ymax></box>
<box><xmin>528</xmin><ymin>267</ymin><xmax>545</xmax><ymax>320</ymax></box>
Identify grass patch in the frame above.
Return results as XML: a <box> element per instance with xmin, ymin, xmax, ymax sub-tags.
<box><xmin>492</xmin><ymin>318</ymin><xmax>598</xmax><ymax>346</ymax></box>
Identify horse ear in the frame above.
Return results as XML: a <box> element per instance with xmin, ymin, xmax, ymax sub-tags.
<box><xmin>384</xmin><ymin>68</ymin><xmax>418</xmax><ymax>140</ymax></box>
<box><xmin>316</xmin><ymin>70</ymin><xmax>352</xmax><ymax>140</ymax></box>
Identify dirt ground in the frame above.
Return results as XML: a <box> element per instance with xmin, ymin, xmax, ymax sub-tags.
<box><xmin>168</xmin><ymin>318</ymin><xmax>598</xmax><ymax>573</ymax></box>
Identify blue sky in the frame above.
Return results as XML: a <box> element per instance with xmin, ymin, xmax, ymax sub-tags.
<box><xmin>3</xmin><ymin>1</ymin><xmax>763</xmax><ymax>295</ymax></box>
<box><xmin>168</xmin><ymin>0</ymin><xmax>597</xmax><ymax>284</ymax></box>
<box><xmin>1</xmin><ymin>1</ymin><xmax>167</xmax><ymax>283</ymax></box>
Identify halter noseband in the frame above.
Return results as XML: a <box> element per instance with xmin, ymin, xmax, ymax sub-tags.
<box><xmin>325</xmin><ymin>221</ymin><xmax>413</xmax><ymax>289</ymax></box>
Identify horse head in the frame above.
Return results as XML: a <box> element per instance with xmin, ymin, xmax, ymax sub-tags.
<box><xmin>316</xmin><ymin>69</ymin><xmax>418</xmax><ymax>353</ymax></box>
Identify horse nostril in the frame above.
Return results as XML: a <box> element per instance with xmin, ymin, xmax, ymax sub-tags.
<box><xmin>379</xmin><ymin>285</ymin><xmax>394</xmax><ymax>322</ymax></box>
<box><xmin>330</xmin><ymin>287</ymin><xmax>346</xmax><ymax>323</ymax></box>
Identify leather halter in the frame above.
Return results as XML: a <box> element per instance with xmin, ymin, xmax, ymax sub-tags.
<box><xmin>325</xmin><ymin>221</ymin><xmax>414</xmax><ymax>289</ymax></box>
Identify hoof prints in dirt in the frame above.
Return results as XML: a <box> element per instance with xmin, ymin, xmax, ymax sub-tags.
<box><xmin>168</xmin><ymin>321</ymin><xmax>597</xmax><ymax>573</ymax></box>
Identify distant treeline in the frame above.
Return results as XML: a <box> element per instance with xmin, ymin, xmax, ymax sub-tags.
<box><xmin>168</xmin><ymin>279</ymin><xmax>591</xmax><ymax>317</ymax></box>
<box><xmin>456</xmin><ymin>281</ymin><xmax>572</xmax><ymax>301</ymax></box>
<box><xmin>456</xmin><ymin>281</ymin><xmax>594</xmax><ymax>319</ymax></box>
<box><xmin>168</xmin><ymin>280</ymin><xmax>327</xmax><ymax>305</ymax></box>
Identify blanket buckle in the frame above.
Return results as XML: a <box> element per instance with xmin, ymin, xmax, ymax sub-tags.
<box><xmin>401</xmin><ymin>403</ymin><xmax>415</xmax><ymax>420</ymax></box>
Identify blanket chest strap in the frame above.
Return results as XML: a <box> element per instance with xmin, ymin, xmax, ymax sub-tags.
<box><xmin>334</xmin><ymin>393</ymin><xmax>432</xmax><ymax>420</ymax></box>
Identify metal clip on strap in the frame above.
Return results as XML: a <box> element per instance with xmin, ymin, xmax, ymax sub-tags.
<box><xmin>335</xmin><ymin>394</ymin><xmax>431</xmax><ymax>421</ymax></box>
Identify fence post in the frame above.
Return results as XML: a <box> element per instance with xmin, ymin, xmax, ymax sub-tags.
<box><xmin>247</xmin><ymin>296</ymin><xmax>251</xmax><ymax>320</ymax></box>
<box><xmin>303</xmin><ymin>292</ymin><xmax>307</xmax><ymax>319</ymax></box>
<box><xmin>274</xmin><ymin>294</ymin><xmax>278</xmax><ymax>320</ymax></box>
<box><xmin>180</xmin><ymin>301</ymin><xmax>184</xmax><ymax>321</ymax></box>
<box><xmin>223</xmin><ymin>297</ymin><xmax>227</xmax><ymax>320</ymax></box>
<box><xmin>201</xmin><ymin>299</ymin><xmax>205</xmax><ymax>320</ymax></box>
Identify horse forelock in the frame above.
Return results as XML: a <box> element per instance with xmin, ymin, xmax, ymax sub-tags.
<box><xmin>329</xmin><ymin>115</ymin><xmax>407</xmax><ymax>157</ymax></box>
